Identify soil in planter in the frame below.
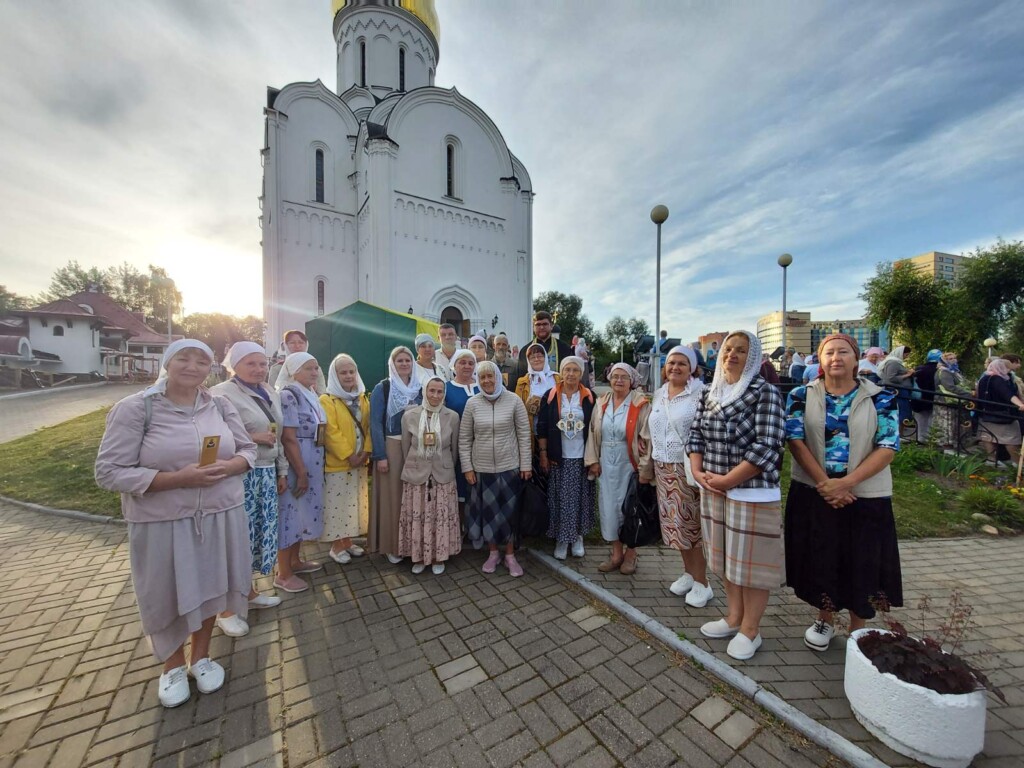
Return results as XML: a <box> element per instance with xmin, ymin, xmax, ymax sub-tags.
<box><xmin>857</xmin><ymin>630</ymin><xmax>986</xmax><ymax>697</ymax></box>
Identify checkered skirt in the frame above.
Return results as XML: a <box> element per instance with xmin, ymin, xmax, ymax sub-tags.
<box><xmin>700</xmin><ymin>493</ymin><xmax>784</xmax><ymax>590</ymax></box>
<box><xmin>467</xmin><ymin>469</ymin><xmax>521</xmax><ymax>548</ymax></box>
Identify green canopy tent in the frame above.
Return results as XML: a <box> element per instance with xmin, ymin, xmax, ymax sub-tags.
<box><xmin>305</xmin><ymin>301</ymin><xmax>440</xmax><ymax>387</ymax></box>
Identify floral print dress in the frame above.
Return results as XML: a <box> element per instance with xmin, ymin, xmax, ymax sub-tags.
<box><xmin>278</xmin><ymin>387</ymin><xmax>325</xmax><ymax>548</ymax></box>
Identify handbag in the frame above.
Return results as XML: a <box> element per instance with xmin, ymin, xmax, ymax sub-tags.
<box><xmin>618</xmin><ymin>471</ymin><xmax>661</xmax><ymax>548</ymax></box>
<box><xmin>515</xmin><ymin>470</ymin><xmax>550</xmax><ymax>538</ymax></box>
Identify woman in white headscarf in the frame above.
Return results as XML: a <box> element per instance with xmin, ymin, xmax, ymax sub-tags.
<box><xmin>514</xmin><ymin>342</ymin><xmax>560</xmax><ymax>435</ymax></box>
<box><xmin>687</xmin><ymin>331</ymin><xmax>785</xmax><ymax>662</ymax></box>
<box><xmin>210</xmin><ymin>342</ymin><xmax>287</xmax><ymax>637</ymax></box>
<box><xmin>96</xmin><ymin>339</ymin><xmax>256</xmax><ymax>708</ymax></box>
<box><xmin>398</xmin><ymin>375</ymin><xmax>461</xmax><ymax>575</ymax></box>
<box><xmin>320</xmin><ymin>354</ymin><xmax>372</xmax><ymax>565</ymax></box>
<box><xmin>275</xmin><ymin>351</ymin><xmax>327</xmax><ymax>593</ymax></box>
<box><xmin>369</xmin><ymin>346</ymin><xmax>422</xmax><ymax>562</ymax></box>
<box><xmin>584</xmin><ymin>362</ymin><xmax>650</xmax><ymax>574</ymax></box>
<box><xmin>468</xmin><ymin>335</ymin><xmax>489</xmax><ymax>365</ymax></box>
<box><xmin>536</xmin><ymin>356</ymin><xmax>597</xmax><ymax>560</ymax></box>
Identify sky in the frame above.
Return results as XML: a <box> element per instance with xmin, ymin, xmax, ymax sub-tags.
<box><xmin>1</xmin><ymin>0</ymin><xmax>1022</xmax><ymax>342</ymax></box>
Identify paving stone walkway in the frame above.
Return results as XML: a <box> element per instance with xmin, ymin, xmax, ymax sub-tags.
<box><xmin>0</xmin><ymin>502</ymin><xmax>838</xmax><ymax>768</ymax></box>
<box><xmin>0</xmin><ymin>384</ymin><xmax>144</xmax><ymax>443</ymax></box>
<box><xmin>548</xmin><ymin>537</ymin><xmax>1024</xmax><ymax>767</ymax></box>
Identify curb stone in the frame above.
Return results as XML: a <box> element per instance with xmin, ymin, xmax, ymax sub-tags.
<box><xmin>0</xmin><ymin>494</ymin><xmax>127</xmax><ymax>525</ymax></box>
<box><xmin>528</xmin><ymin>548</ymin><xmax>890</xmax><ymax>768</ymax></box>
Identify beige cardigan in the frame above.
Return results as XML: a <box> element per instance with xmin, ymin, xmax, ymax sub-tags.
<box><xmin>211</xmin><ymin>379</ymin><xmax>288</xmax><ymax>475</ymax></box>
<box><xmin>458</xmin><ymin>391</ymin><xmax>532</xmax><ymax>474</ymax></box>
<box><xmin>400</xmin><ymin>406</ymin><xmax>460</xmax><ymax>485</ymax></box>
<box><xmin>584</xmin><ymin>391</ymin><xmax>653</xmax><ymax>482</ymax></box>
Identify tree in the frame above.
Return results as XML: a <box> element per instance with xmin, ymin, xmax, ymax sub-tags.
<box><xmin>0</xmin><ymin>285</ymin><xmax>28</xmax><ymax>317</ymax></box>
<box><xmin>179</xmin><ymin>313</ymin><xmax>265</xmax><ymax>360</ymax></box>
<box><xmin>40</xmin><ymin>260</ymin><xmax>114</xmax><ymax>301</ymax></box>
<box><xmin>603</xmin><ymin>316</ymin><xmax>651</xmax><ymax>361</ymax></box>
<box><xmin>146</xmin><ymin>265</ymin><xmax>182</xmax><ymax>330</ymax></box>
<box><xmin>533</xmin><ymin>291</ymin><xmax>595</xmax><ymax>343</ymax></box>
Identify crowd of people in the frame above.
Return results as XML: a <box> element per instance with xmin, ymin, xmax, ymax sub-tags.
<box><xmin>95</xmin><ymin>313</ymin><xmax>1023</xmax><ymax>708</ymax></box>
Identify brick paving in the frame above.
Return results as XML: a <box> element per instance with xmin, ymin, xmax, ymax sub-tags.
<box><xmin>548</xmin><ymin>536</ymin><xmax>1024</xmax><ymax>767</ymax></box>
<box><xmin>0</xmin><ymin>384</ymin><xmax>145</xmax><ymax>443</ymax></box>
<box><xmin>0</xmin><ymin>501</ymin><xmax>838</xmax><ymax>768</ymax></box>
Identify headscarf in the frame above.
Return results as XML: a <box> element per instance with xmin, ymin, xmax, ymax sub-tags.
<box><xmin>559</xmin><ymin>356</ymin><xmax>585</xmax><ymax>375</ymax></box>
<box><xmin>878</xmin><ymin>345</ymin><xmax>909</xmax><ymax>382</ymax></box>
<box><xmin>326</xmin><ymin>353</ymin><xmax>365</xmax><ymax>404</ymax></box>
<box><xmin>790</xmin><ymin>351</ymin><xmax>804</xmax><ymax>366</ymax></box>
<box><xmin>865</xmin><ymin>347</ymin><xmax>885</xmax><ymax>359</ymax></box>
<box><xmin>447</xmin><ymin>348</ymin><xmax>478</xmax><ymax>393</ymax></box>
<box><xmin>147</xmin><ymin>338</ymin><xmax>215</xmax><ymax>395</ymax></box>
<box><xmin>467</xmin><ymin>335</ymin><xmax>488</xmax><ymax>360</ymax></box>
<box><xmin>938</xmin><ymin>351</ymin><xmax>962</xmax><ymax>377</ymax></box>
<box><xmin>414</xmin><ymin>333</ymin><xmax>434</xmax><ymax>352</ymax></box>
<box><xmin>417</xmin><ymin>375</ymin><xmax>446</xmax><ymax>457</ymax></box>
<box><xmin>985</xmin><ymin>358</ymin><xmax>1011</xmax><ymax>380</ymax></box>
<box><xmin>926</xmin><ymin>349</ymin><xmax>943</xmax><ymax>363</ymax></box>
<box><xmin>575</xmin><ymin>338</ymin><xmax>589</xmax><ymax>359</ymax></box>
<box><xmin>225</xmin><ymin>341</ymin><xmax>270</xmax><ymax>402</ymax></box>
<box><xmin>706</xmin><ymin>331</ymin><xmax>762</xmax><ymax>409</ymax></box>
<box><xmin>525</xmin><ymin>342</ymin><xmax>555</xmax><ymax>397</ymax></box>
<box><xmin>477</xmin><ymin>360</ymin><xmax>505</xmax><ymax>401</ymax></box>
<box><xmin>816</xmin><ymin>333</ymin><xmax>860</xmax><ymax>361</ymax></box>
<box><xmin>386</xmin><ymin>346</ymin><xmax>421</xmax><ymax>422</ymax></box>
<box><xmin>666</xmin><ymin>345</ymin><xmax>697</xmax><ymax>376</ymax></box>
<box><xmin>888</xmin><ymin>346</ymin><xmax>908</xmax><ymax>362</ymax></box>
<box><xmin>609</xmin><ymin>362</ymin><xmax>642</xmax><ymax>390</ymax></box>
<box><xmin>276</xmin><ymin>351</ymin><xmax>326</xmax><ymax>421</ymax></box>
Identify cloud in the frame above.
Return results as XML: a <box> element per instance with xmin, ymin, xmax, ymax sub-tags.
<box><xmin>1</xmin><ymin>0</ymin><xmax>1022</xmax><ymax>344</ymax></box>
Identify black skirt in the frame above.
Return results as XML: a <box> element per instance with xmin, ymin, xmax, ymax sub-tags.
<box><xmin>784</xmin><ymin>481</ymin><xmax>903</xmax><ymax>618</ymax></box>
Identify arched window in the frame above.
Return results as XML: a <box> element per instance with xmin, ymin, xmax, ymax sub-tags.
<box><xmin>399</xmin><ymin>48</ymin><xmax>406</xmax><ymax>91</ymax></box>
<box><xmin>359</xmin><ymin>40</ymin><xmax>367</xmax><ymax>87</ymax></box>
<box><xmin>446</xmin><ymin>143</ymin><xmax>456</xmax><ymax>198</ymax></box>
<box><xmin>315</xmin><ymin>149</ymin><xmax>325</xmax><ymax>203</ymax></box>
<box><xmin>53</xmin><ymin>325</ymin><xmax>64</xmax><ymax>337</ymax></box>
<box><xmin>316</xmin><ymin>279</ymin><xmax>325</xmax><ymax>316</ymax></box>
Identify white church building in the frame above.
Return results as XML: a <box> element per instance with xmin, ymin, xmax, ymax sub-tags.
<box><xmin>261</xmin><ymin>0</ymin><xmax>534</xmax><ymax>347</ymax></box>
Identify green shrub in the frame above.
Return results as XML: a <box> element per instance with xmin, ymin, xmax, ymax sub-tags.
<box><xmin>959</xmin><ymin>486</ymin><xmax>1024</xmax><ymax>529</ymax></box>
<box><xmin>891</xmin><ymin>442</ymin><xmax>935</xmax><ymax>473</ymax></box>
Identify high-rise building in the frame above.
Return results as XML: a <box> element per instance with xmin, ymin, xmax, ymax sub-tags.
<box><xmin>757</xmin><ymin>311</ymin><xmax>812</xmax><ymax>356</ymax></box>
<box><xmin>810</xmin><ymin>318</ymin><xmax>882</xmax><ymax>353</ymax></box>
<box><xmin>894</xmin><ymin>251</ymin><xmax>963</xmax><ymax>282</ymax></box>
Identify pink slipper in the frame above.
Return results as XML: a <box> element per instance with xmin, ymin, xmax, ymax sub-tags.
<box><xmin>273</xmin><ymin>575</ymin><xmax>309</xmax><ymax>593</ymax></box>
<box><xmin>505</xmin><ymin>555</ymin><xmax>524</xmax><ymax>577</ymax></box>
<box><xmin>482</xmin><ymin>551</ymin><xmax>501</xmax><ymax>574</ymax></box>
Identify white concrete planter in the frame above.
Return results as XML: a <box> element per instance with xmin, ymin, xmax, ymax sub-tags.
<box><xmin>844</xmin><ymin>628</ymin><xmax>987</xmax><ymax>768</ymax></box>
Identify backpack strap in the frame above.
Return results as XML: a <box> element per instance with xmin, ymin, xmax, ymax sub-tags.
<box><xmin>143</xmin><ymin>391</ymin><xmax>226</xmax><ymax>435</ymax></box>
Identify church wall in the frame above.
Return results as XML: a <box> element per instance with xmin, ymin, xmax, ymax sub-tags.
<box><xmin>335</xmin><ymin>12</ymin><xmax>434</xmax><ymax>94</ymax></box>
<box><xmin>274</xmin><ymin>99</ymin><xmax>357</xmax><ymax>214</ymax></box>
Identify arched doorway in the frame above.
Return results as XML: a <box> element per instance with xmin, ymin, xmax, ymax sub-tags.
<box><xmin>440</xmin><ymin>305</ymin><xmax>468</xmax><ymax>338</ymax></box>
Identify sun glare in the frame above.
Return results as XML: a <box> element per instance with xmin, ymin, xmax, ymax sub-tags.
<box><xmin>154</xmin><ymin>238</ymin><xmax>262</xmax><ymax>318</ymax></box>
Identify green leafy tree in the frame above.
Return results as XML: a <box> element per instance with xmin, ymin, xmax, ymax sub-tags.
<box><xmin>532</xmin><ymin>291</ymin><xmax>596</xmax><ymax>343</ymax></box>
<box><xmin>603</xmin><ymin>316</ymin><xmax>651</xmax><ymax>361</ymax></box>
<box><xmin>0</xmin><ymin>286</ymin><xmax>29</xmax><ymax>317</ymax></box>
<box><xmin>40</xmin><ymin>260</ymin><xmax>114</xmax><ymax>301</ymax></box>
<box><xmin>179</xmin><ymin>313</ymin><xmax>264</xmax><ymax>360</ymax></box>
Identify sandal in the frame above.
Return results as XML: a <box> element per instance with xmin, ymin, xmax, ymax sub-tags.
<box><xmin>619</xmin><ymin>555</ymin><xmax>638</xmax><ymax>575</ymax></box>
<box><xmin>597</xmin><ymin>558</ymin><xmax>624</xmax><ymax>573</ymax></box>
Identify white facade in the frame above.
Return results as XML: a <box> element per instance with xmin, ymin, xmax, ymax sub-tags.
<box><xmin>261</xmin><ymin>0</ymin><xmax>533</xmax><ymax>347</ymax></box>
<box><xmin>25</xmin><ymin>316</ymin><xmax>101</xmax><ymax>374</ymax></box>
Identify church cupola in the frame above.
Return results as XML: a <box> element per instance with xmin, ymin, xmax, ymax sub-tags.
<box><xmin>333</xmin><ymin>0</ymin><xmax>439</xmax><ymax>98</ymax></box>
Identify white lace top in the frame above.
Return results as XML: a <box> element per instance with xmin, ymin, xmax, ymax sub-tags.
<box><xmin>649</xmin><ymin>378</ymin><xmax>704</xmax><ymax>463</ymax></box>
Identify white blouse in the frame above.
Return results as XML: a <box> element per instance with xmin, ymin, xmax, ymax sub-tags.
<box><xmin>648</xmin><ymin>378</ymin><xmax>704</xmax><ymax>463</ymax></box>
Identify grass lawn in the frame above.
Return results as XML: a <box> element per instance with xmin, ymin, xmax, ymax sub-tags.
<box><xmin>0</xmin><ymin>409</ymin><xmax>1018</xmax><ymax>538</ymax></box>
<box><xmin>0</xmin><ymin>408</ymin><xmax>121</xmax><ymax>517</ymax></box>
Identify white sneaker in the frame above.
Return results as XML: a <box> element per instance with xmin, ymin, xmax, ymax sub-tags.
<box><xmin>158</xmin><ymin>665</ymin><xmax>190</xmax><ymax>708</ymax></box>
<box><xmin>804</xmin><ymin>620</ymin><xmax>835</xmax><ymax>652</ymax></box>
<box><xmin>571</xmin><ymin>536</ymin><xmax>585</xmax><ymax>557</ymax></box>
<box><xmin>329</xmin><ymin>548</ymin><xmax>352</xmax><ymax>564</ymax></box>
<box><xmin>411</xmin><ymin>563</ymin><xmax>426</xmax><ymax>574</ymax></box>
<box><xmin>432</xmin><ymin>563</ymin><xmax>445</xmax><ymax>575</ymax></box>
<box><xmin>215</xmin><ymin>615</ymin><xmax>249</xmax><ymax>638</ymax></box>
<box><xmin>700</xmin><ymin>618</ymin><xmax>740</xmax><ymax>639</ymax></box>
<box><xmin>669</xmin><ymin>573</ymin><xmax>694</xmax><ymax>596</ymax></box>
<box><xmin>386</xmin><ymin>554</ymin><xmax>404</xmax><ymax>564</ymax></box>
<box><xmin>347</xmin><ymin>544</ymin><xmax>365</xmax><ymax>557</ymax></box>
<box><xmin>726</xmin><ymin>633</ymin><xmax>762</xmax><ymax>661</ymax></box>
<box><xmin>685</xmin><ymin>582</ymin><xmax>714</xmax><ymax>608</ymax></box>
<box><xmin>554</xmin><ymin>542</ymin><xmax>568</xmax><ymax>560</ymax></box>
<box><xmin>248</xmin><ymin>593</ymin><xmax>281</xmax><ymax>609</ymax></box>
<box><xmin>189</xmin><ymin>658</ymin><xmax>225</xmax><ymax>694</ymax></box>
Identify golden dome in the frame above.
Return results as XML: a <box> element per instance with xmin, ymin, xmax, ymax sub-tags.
<box><xmin>332</xmin><ymin>0</ymin><xmax>440</xmax><ymax>43</ymax></box>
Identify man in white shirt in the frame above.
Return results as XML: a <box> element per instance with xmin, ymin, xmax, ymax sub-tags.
<box><xmin>434</xmin><ymin>323</ymin><xmax>459</xmax><ymax>378</ymax></box>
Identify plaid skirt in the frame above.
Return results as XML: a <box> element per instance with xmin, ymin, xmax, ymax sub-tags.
<box><xmin>467</xmin><ymin>469</ymin><xmax>521</xmax><ymax>548</ymax></box>
<box><xmin>701</xmin><ymin>492</ymin><xmax>784</xmax><ymax>590</ymax></box>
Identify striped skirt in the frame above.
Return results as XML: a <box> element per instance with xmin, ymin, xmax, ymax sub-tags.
<box><xmin>700</xmin><ymin>492</ymin><xmax>784</xmax><ymax>590</ymax></box>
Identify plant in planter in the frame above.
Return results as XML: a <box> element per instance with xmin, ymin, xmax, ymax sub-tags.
<box><xmin>844</xmin><ymin>592</ymin><xmax>1005</xmax><ymax>768</ymax></box>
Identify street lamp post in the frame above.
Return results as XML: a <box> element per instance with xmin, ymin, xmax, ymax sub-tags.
<box><xmin>650</xmin><ymin>204</ymin><xmax>669</xmax><ymax>390</ymax></box>
<box><xmin>984</xmin><ymin>337</ymin><xmax>997</xmax><ymax>358</ymax></box>
<box><xmin>777</xmin><ymin>253</ymin><xmax>793</xmax><ymax>358</ymax></box>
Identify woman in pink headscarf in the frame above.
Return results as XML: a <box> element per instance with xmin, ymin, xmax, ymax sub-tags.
<box><xmin>976</xmin><ymin>358</ymin><xmax>1024</xmax><ymax>468</ymax></box>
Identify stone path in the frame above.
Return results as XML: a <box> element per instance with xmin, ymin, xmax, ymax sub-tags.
<box><xmin>0</xmin><ymin>384</ymin><xmax>144</xmax><ymax>443</ymax></box>
<box><xmin>549</xmin><ymin>537</ymin><xmax>1024</xmax><ymax>767</ymax></box>
<box><xmin>0</xmin><ymin>501</ymin><xmax>837</xmax><ymax>768</ymax></box>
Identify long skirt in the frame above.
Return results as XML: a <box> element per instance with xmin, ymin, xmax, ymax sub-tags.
<box><xmin>934</xmin><ymin>401</ymin><xmax>965</xmax><ymax>448</ymax></box>
<box><xmin>546</xmin><ymin>458</ymin><xmax>595</xmax><ymax>544</ymax></box>
<box><xmin>243</xmin><ymin>466</ymin><xmax>279</xmax><ymax>575</ymax></box>
<box><xmin>785</xmin><ymin>481</ymin><xmax>903</xmax><ymax>618</ymax></box>
<box><xmin>597</xmin><ymin>445</ymin><xmax>632</xmax><ymax>542</ymax></box>
<box><xmin>128</xmin><ymin>506</ymin><xmax>250</xmax><ymax>661</ymax></box>
<box><xmin>701</xmin><ymin>492</ymin><xmax>784</xmax><ymax>590</ymax></box>
<box><xmin>369</xmin><ymin>438</ymin><xmax>404</xmax><ymax>554</ymax></box>
<box><xmin>979</xmin><ymin>418</ymin><xmax>1022</xmax><ymax>446</ymax></box>
<box><xmin>398</xmin><ymin>479</ymin><xmax>461</xmax><ymax>563</ymax></box>
<box><xmin>322</xmin><ymin>468</ymin><xmax>369</xmax><ymax>541</ymax></box>
<box><xmin>467</xmin><ymin>469</ymin><xmax>521</xmax><ymax>548</ymax></box>
<box><xmin>653</xmin><ymin>461</ymin><xmax>702</xmax><ymax>551</ymax></box>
